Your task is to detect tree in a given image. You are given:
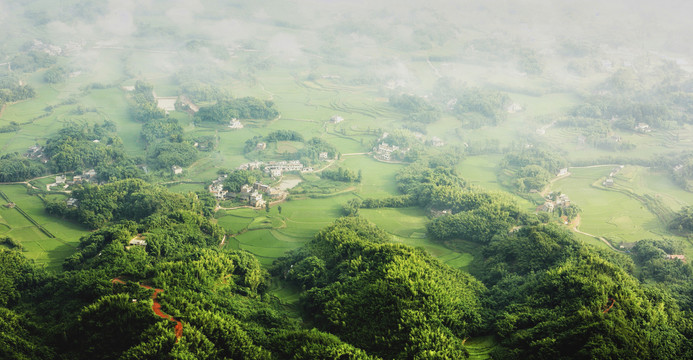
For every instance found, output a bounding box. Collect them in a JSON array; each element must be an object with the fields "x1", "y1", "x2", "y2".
[
  {"x1": 265, "y1": 201, "x2": 270, "y2": 213},
  {"x1": 277, "y1": 205, "x2": 282, "y2": 214}
]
